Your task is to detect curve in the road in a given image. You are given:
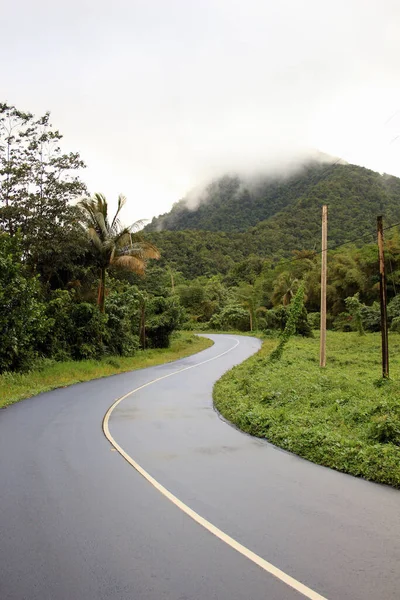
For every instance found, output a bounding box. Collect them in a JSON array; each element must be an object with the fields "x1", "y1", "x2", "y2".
[
  {"x1": 2, "y1": 333, "x2": 399, "y2": 600},
  {"x1": 103, "y1": 336, "x2": 327, "y2": 600}
]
